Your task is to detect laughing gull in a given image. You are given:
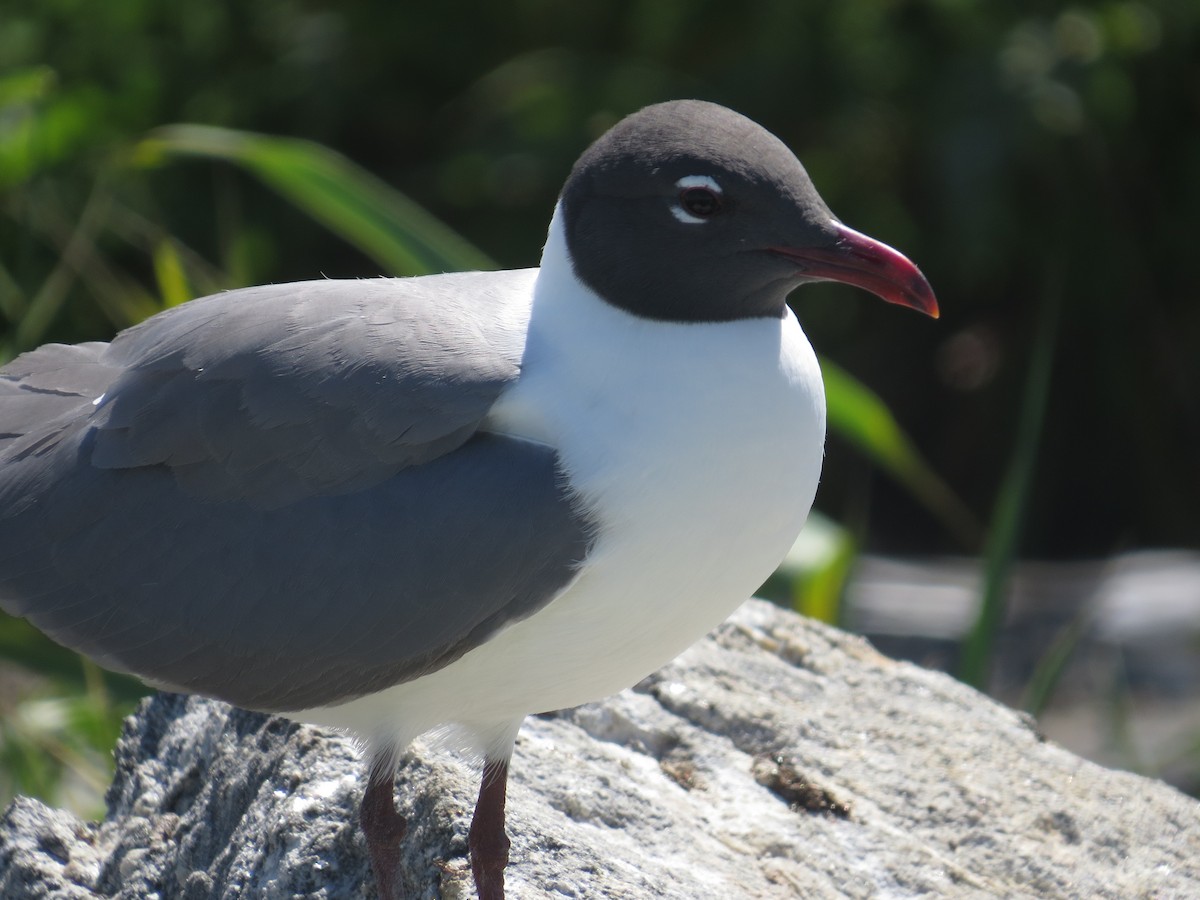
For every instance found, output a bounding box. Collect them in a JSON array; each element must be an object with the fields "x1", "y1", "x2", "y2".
[{"x1": 0, "y1": 99, "x2": 936, "y2": 898}]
